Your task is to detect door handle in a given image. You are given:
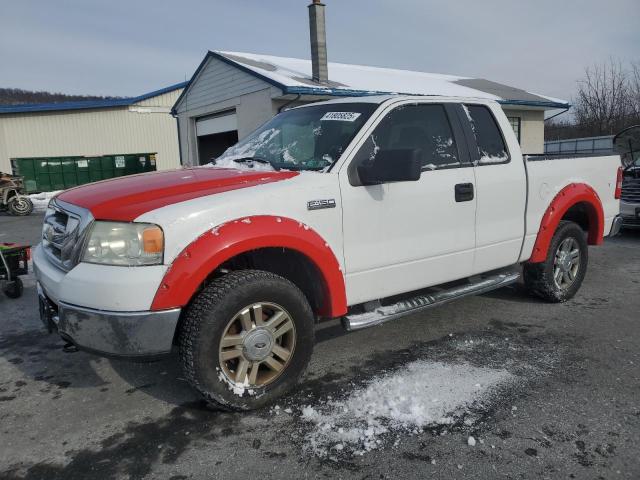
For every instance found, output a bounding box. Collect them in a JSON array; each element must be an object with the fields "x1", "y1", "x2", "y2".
[{"x1": 455, "y1": 183, "x2": 474, "y2": 202}]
